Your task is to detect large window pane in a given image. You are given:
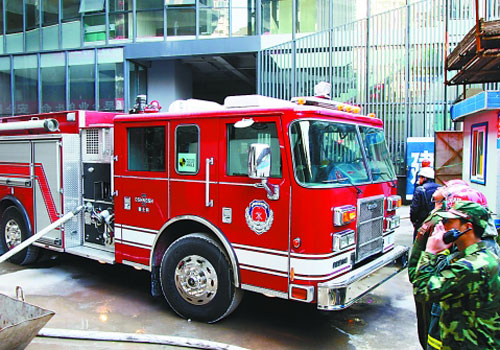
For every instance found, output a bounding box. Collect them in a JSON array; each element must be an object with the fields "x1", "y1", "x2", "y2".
[
  {"x1": 0, "y1": 58, "x2": 11, "y2": 116},
  {"x1": 43, "y1": 0, "x2": 59, "y2": 25},
  {"x1": 137, "y1": 10, "x2": 164, "y2": 40},
  {"x1": 43, "y1": 25, "x2": 60, "y2": 50},
  {"x1": 98, "y1": 48, "x2": 124, "y2": 111},
  {"x1": 41, "y1": 53, "x2": 66, "y2": 113},
  {"x1": 62, "y1": 21, "x2": 82, "y2": 48},
  {"x1": 26, "y1": 0, "x2": 41, "y2": 29},
  {"x1": 6, "y1": 0, "x2": 23, "y2": 53},
  {"x1": 63, "y1": 0, "x2": 80, "y2": 20},
  {"x1": 84, "y1": 14, "x2": 106, "y2": 43},
  {"x1": 110, "y1": 0, "x2": 133, "y2": 41},
  {"x1": 261, "y1": 0, "x2": 292, "y2": 35},
  {"x1": 14, "y1": 55, "x2": 38, "y2": 115},
  {"x1": 43, "y1": 0, "x2": 60, "y2": 49},
  {"x1": 26, "y1": 29, "x2": 41, "y2": 52},
  {"x1": 166, "y1": 7, "x2": 195, "y2": 36},
  {"x1": 6, "y1": 1, "x2": 23, "y2": 34},
  {"x1": 137, "y1": 0, "x2": 164, "y2": 10},
  {"x1": 297, "y1": 0, "x2": 329, "y2": 33},
  {"x1": 110, "y1": 0, "x2": 131, "y2": 12},
  {"x1": 200, "y1": 1, "x2": 229, "y2": 37},
  {"x1": 232, "y1": 0, "x2": 255, "y2": 36},
  {"x1": 109, "y1": 13, "x2": 133, "y2": 41},
  {"x1": 69, "y1": 50, "x2": 95, "y2": 110},
  {"x1": 6, "y1": 34, "x2": 23, "y2": 54},
  {"x1": 26, "y1": 0, "x2": 41, "y2": 52}
]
